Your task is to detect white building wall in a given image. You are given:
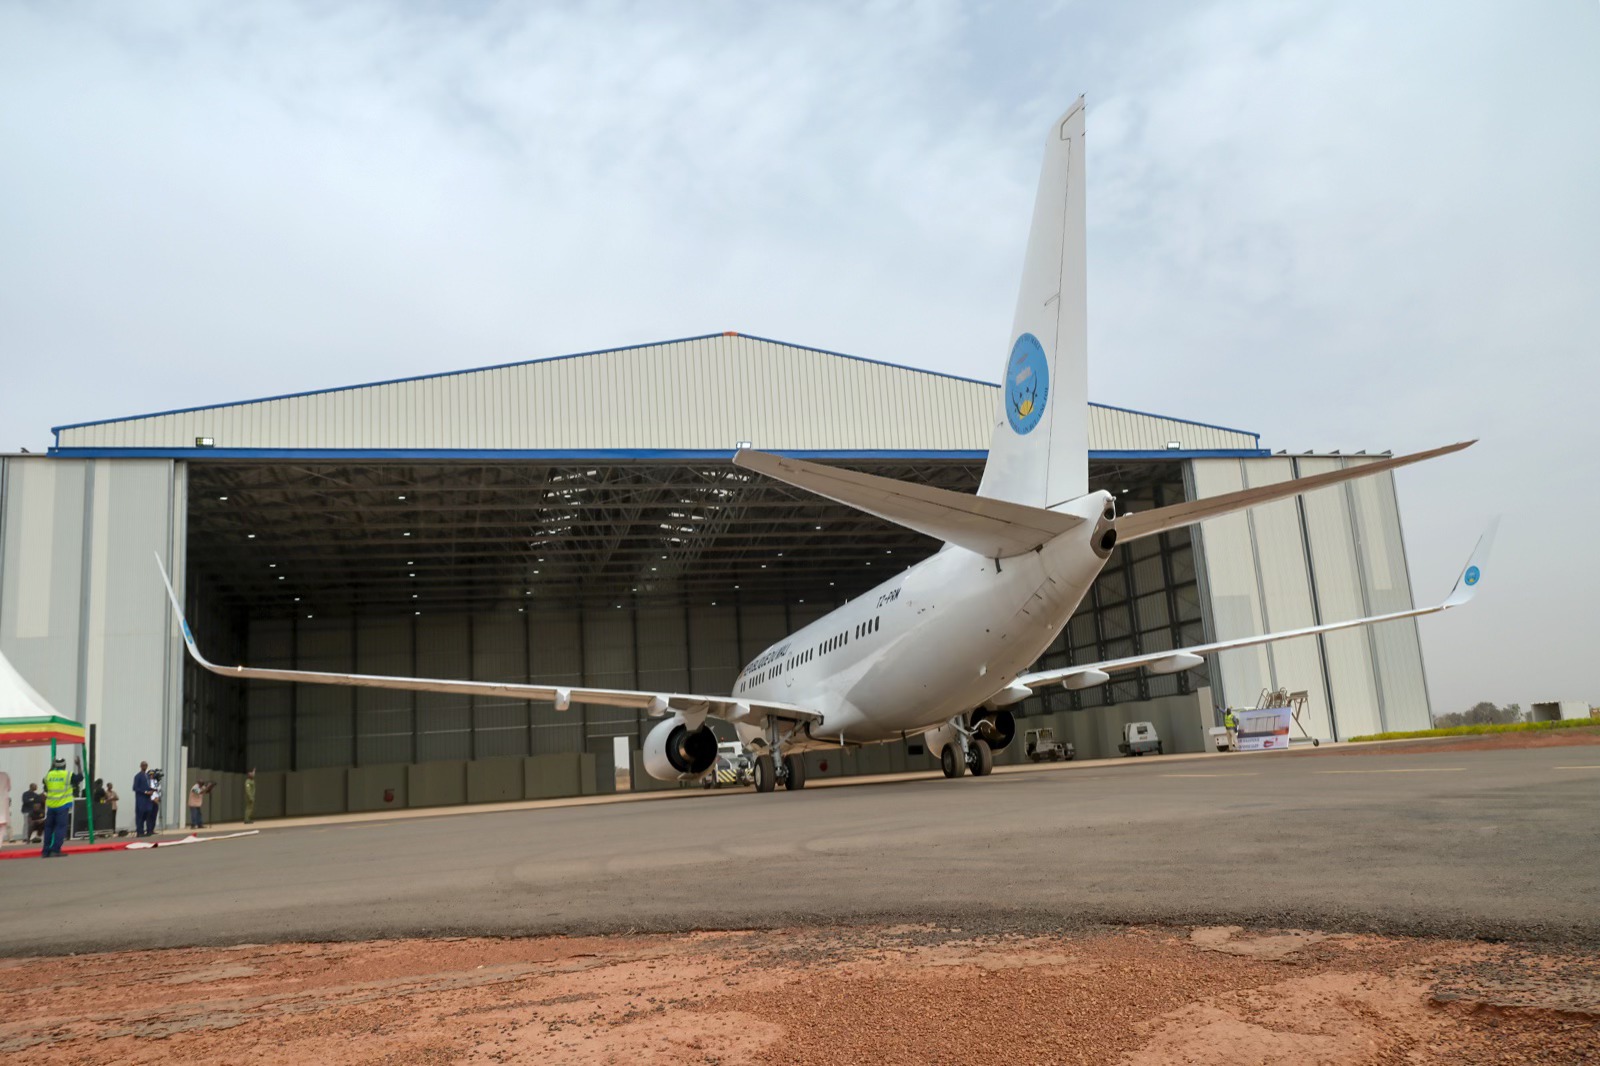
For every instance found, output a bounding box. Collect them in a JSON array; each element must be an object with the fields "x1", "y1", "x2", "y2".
[
  {"x1": 0, "y1": 456, "x2": 186, "y2": 830},
  {"x1": 1189, "y1": 455, "x2": 1430, "y2": 739}
]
